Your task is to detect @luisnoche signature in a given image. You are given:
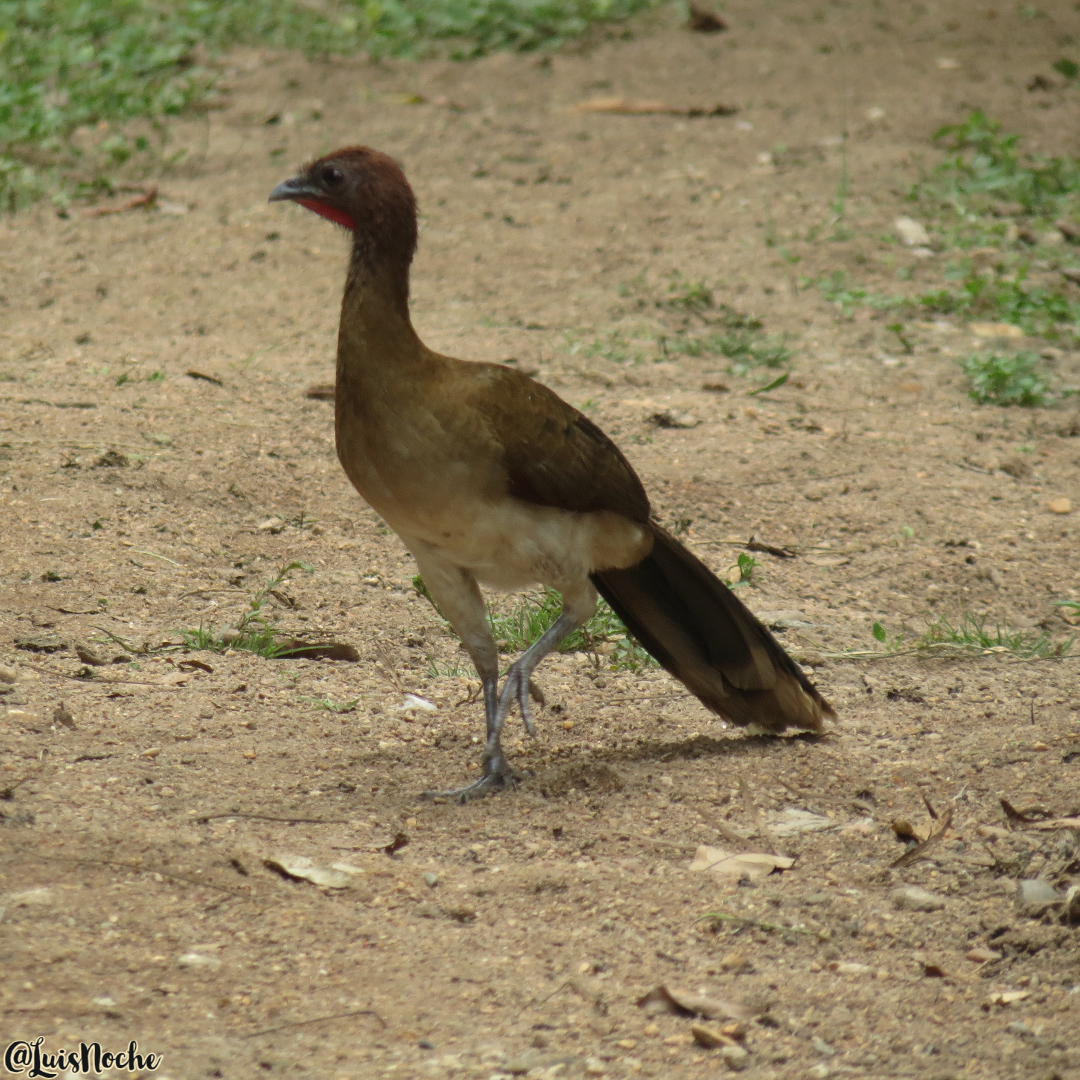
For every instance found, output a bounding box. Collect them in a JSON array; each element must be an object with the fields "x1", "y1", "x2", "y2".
[{"x1": 4, "y1": 1037, "x2": 162, "y2": 1077}]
